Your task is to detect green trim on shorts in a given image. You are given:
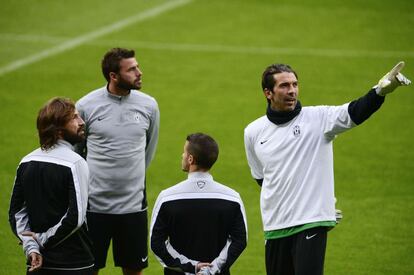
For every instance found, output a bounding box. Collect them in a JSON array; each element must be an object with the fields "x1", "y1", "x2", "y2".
[{"x1": 264, "y1": 221, "x2": 336, "y2": 240}]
